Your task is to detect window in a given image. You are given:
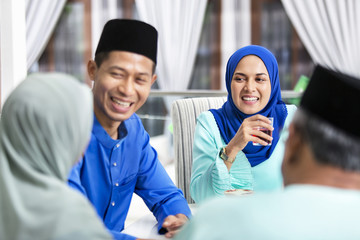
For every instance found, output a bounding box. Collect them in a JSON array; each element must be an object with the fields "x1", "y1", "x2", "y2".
[
  {"x1": 251, "y1": 0, "x2": 314, "y2": 90},
  {"x1": 35, "y1": 0, "x2": 313, "y2": 136},
  {"x1": 189, "y1": 0, "x2": 221, "y2": 90}
]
